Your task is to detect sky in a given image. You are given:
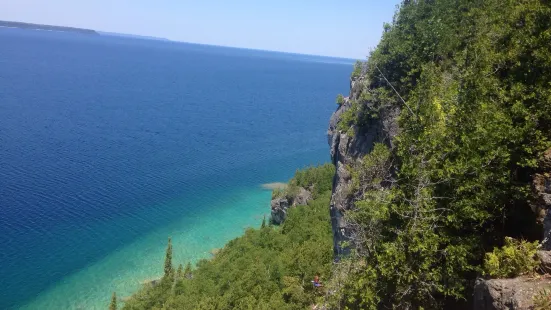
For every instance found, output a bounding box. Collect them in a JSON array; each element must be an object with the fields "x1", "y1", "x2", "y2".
[{"x1": 0, "y1": 0, "x2": 401, "y2": 59}]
